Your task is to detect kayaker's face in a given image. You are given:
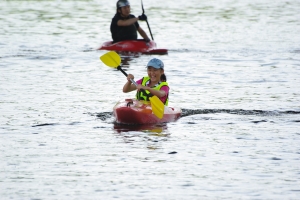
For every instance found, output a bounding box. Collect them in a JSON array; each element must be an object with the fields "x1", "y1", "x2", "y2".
[
  {"x1": 147, "y1": 67, "x2": 164, "y2": 83},
  {"x1": 119, "y1": 5, "x2": 130, "y2": 17}
]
